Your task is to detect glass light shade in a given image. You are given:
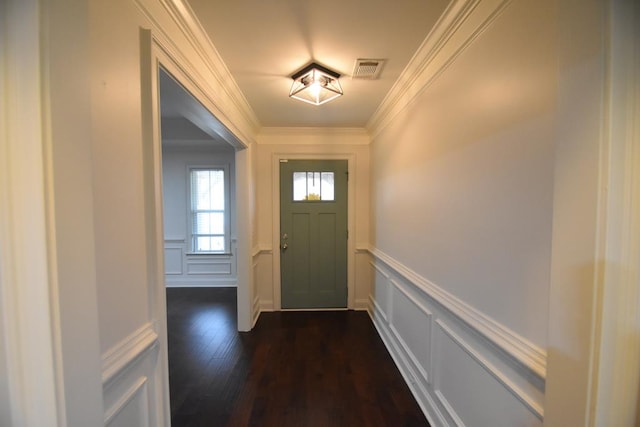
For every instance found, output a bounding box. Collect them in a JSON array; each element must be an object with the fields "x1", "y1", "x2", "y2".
[{"x1": 289, "y1": 63, "x2": 343, "y2": 106}]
